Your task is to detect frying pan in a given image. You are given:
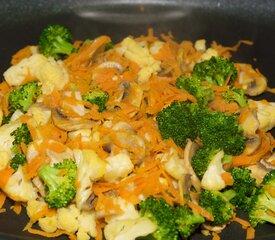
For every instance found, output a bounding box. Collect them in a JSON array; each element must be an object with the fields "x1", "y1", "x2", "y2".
[{"x1": 0, "y1": 0, "x2": 275, "y2": 239}]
